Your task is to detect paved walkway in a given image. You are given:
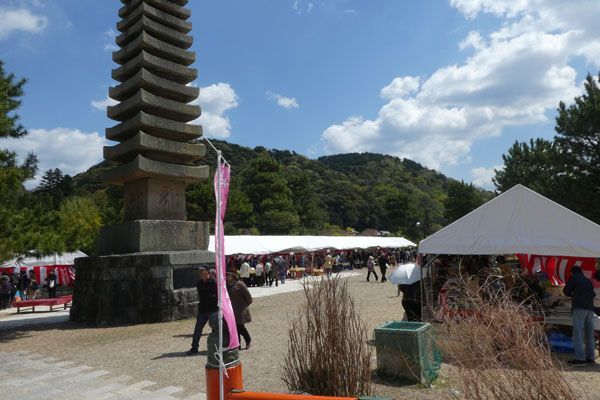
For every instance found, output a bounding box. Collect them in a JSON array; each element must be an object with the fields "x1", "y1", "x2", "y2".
[
  {"x1": 0, "y1": 308, "x2": 70, "y2": 331},
  {"x1": 247, "y1": 270, "x2": 360, "y2": 298},
  {"x1": 0, "y1": 271, "x2": 361, "y2": 330},
  {"x1": 0, "y1": 351, "x2": 206, "y2": 400}
]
